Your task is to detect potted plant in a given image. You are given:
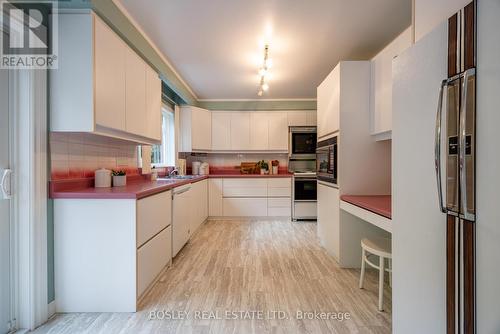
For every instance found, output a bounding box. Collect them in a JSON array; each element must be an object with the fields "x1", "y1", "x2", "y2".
[
  {"x1": 271, "y1": 160, "x2": 279, "y2": 175},
  {"x1": 112, "y1": 170, "x2": 127, "y2": 187},
  {"x1": 257, "y1": 160, "x2": 269, "y2": 175}
]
